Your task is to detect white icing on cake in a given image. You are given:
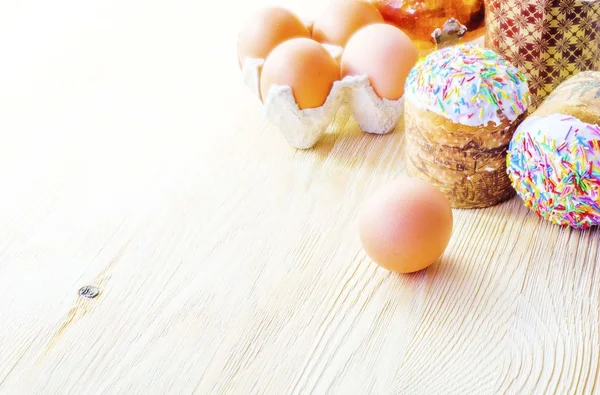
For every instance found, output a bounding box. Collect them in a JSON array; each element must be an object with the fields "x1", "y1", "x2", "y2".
[{"x1": 405, "y1": 44, "x2": 530, "y2": 127}]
